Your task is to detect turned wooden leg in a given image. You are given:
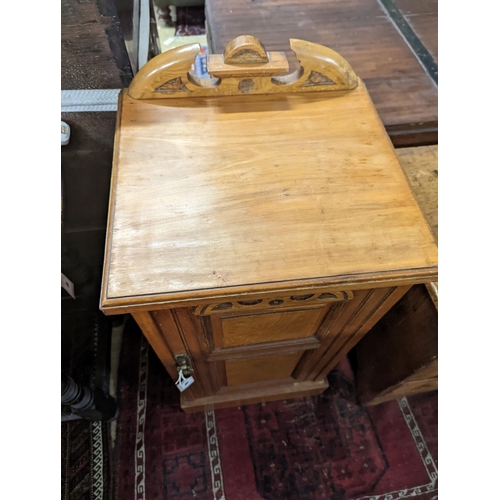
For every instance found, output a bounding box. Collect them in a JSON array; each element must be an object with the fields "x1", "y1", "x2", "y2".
[{"x1": 61, "y1": 373, "x2": 118, "y2": 422}]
